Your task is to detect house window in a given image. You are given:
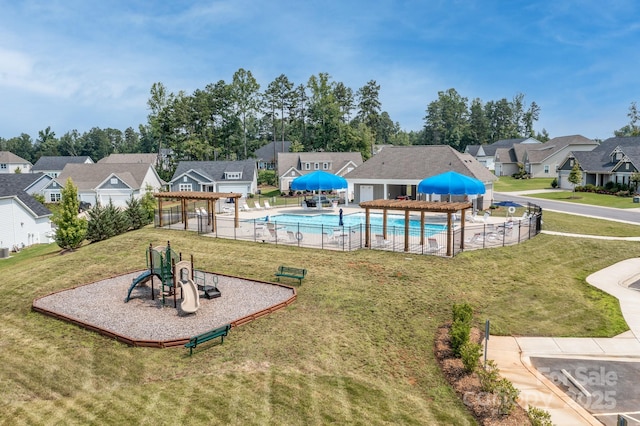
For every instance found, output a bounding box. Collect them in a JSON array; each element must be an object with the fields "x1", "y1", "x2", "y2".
[
  {"x1": 50, "y1": 193, "x2": 61, "y2": 202},
  {"x1": 314, "y1": 162, "x2": 320, "y2": 170},
  {"x1": 570, "y1": 159, "x2": 574, "y2": 167},
  {"x1": 305, "y1": 163, "x2": 310, "y2": 170},
  {"x1": 225, "y1": 172, "x2": 242, "y2": 179},
  {"x1": 0, "y1": 164, "x2": 6, "y2": 169},
  {"x1": 323, "y1": 162, "x2": 329, "y2": 170},
  {"x1": 110, "y1": 178, "x2": 118, "y2": 185},
  {"x1": 626, "y1": 163, "x2": 630, "y2": 170},
  {"x1": 183, "y1": 176, "x2": 188, "y2": 182},
  {"x1": 543, "y1": 165, "x2": 549, "y2": 174},
  {"x1": 178, "y1": 183, "x2": 192, "y2": 191}
]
